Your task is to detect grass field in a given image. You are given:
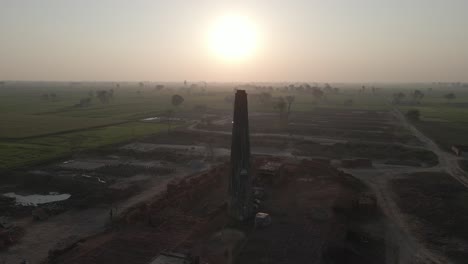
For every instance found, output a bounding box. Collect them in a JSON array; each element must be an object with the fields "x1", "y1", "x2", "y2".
[
  {"x1": 1, "y1": 82, "x2": 467, "y2": 169},
  {"x1": 0, "y1": 113, "x2": 123, "y2": 139},
  {"x1": 0, "y1": 122, "x2": 167, "y2": 169},
  {"x1": 398, "y1": 88, "x2": 468, "y2": 149}
]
